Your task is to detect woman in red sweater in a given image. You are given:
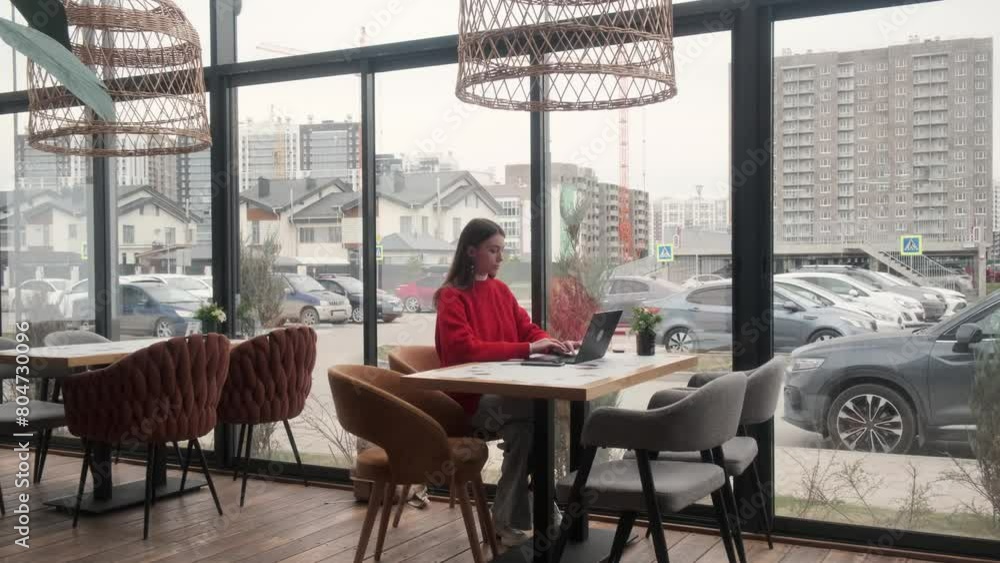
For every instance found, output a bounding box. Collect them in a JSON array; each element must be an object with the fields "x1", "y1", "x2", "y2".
[{"x1": 435, "y1": 218, "x2": 577, "y2": 546}]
